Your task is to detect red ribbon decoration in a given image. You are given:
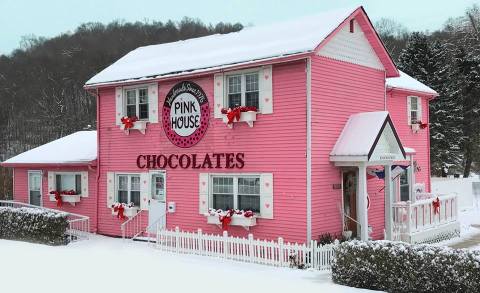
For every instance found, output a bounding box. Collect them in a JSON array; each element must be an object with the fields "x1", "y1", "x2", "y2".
[
  {"x1": 221, "y1": 106, "x2": 257, "y2": 124},
  {"x1": 113, "y1": 204, "x2": 125, "y2": 220},
  {"x1": 432, "y1": 197, "x2": 440, "y2": 215},
  {"x1": 121, "y1": 116, "x2": 138, "y2": 129},
  {"x1": 49, "y1": 191, "x2": 62, "y2": 207},
  {"x1": 219, "y1": 209, "x2": 235, "y2": 230},
  {"x1": 419, "y1": 122, "x2": 429, "y2": 129}
]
